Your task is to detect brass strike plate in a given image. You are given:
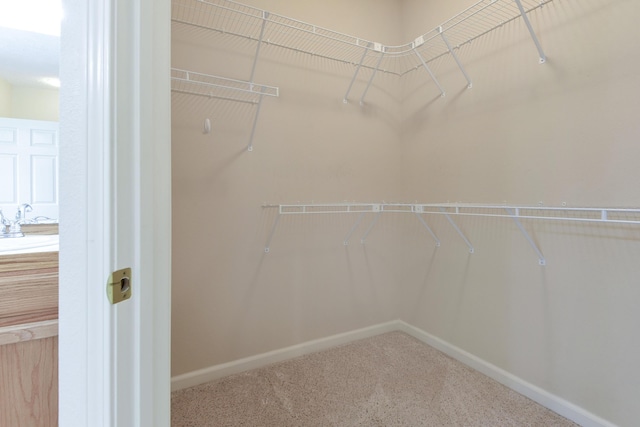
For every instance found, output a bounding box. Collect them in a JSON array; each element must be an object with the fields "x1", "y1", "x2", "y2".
[{"x1": 107, "y1": 268, "x2": 132, "y2": 304}]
